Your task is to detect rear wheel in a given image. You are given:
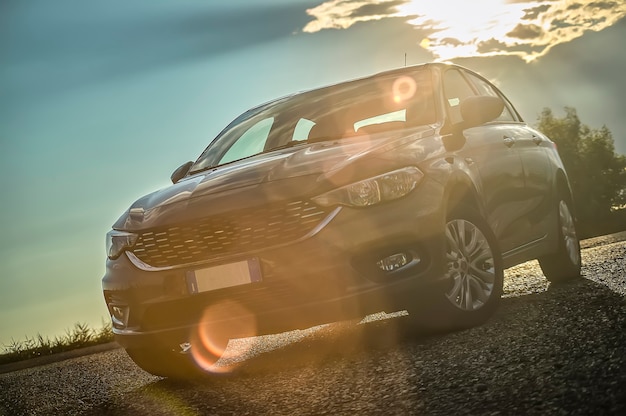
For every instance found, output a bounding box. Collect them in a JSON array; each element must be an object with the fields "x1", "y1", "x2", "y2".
[
  {"x1": 538, "y1": 197, "x2": 581, "y2": 283},
  {"x1": 409, "y1": 209, "x2": 504, "y2": 331}
]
